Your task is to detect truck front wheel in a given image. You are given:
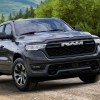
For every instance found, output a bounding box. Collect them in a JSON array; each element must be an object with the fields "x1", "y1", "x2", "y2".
[{"x1": 12, "y1": 58, "x2": 38, "y2": 91}]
